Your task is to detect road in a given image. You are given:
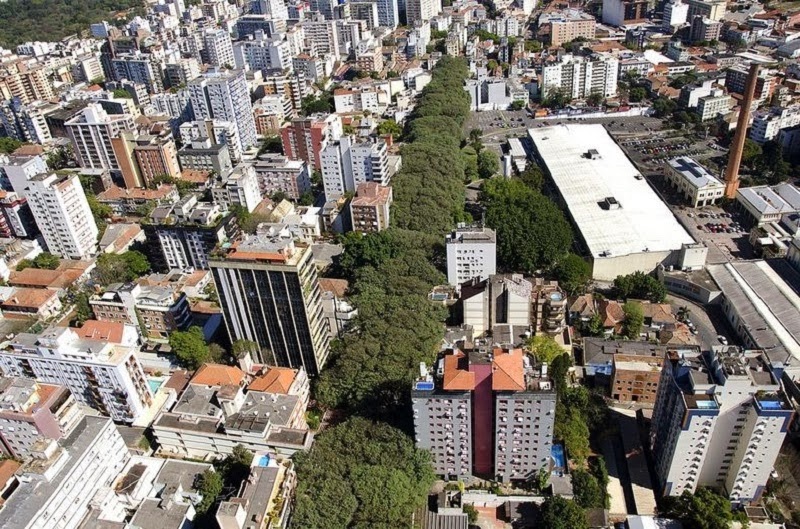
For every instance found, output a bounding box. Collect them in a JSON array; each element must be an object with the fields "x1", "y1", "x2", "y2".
[{"x1": 665, "y1": 294, "x2": 738, "y2": 349}]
